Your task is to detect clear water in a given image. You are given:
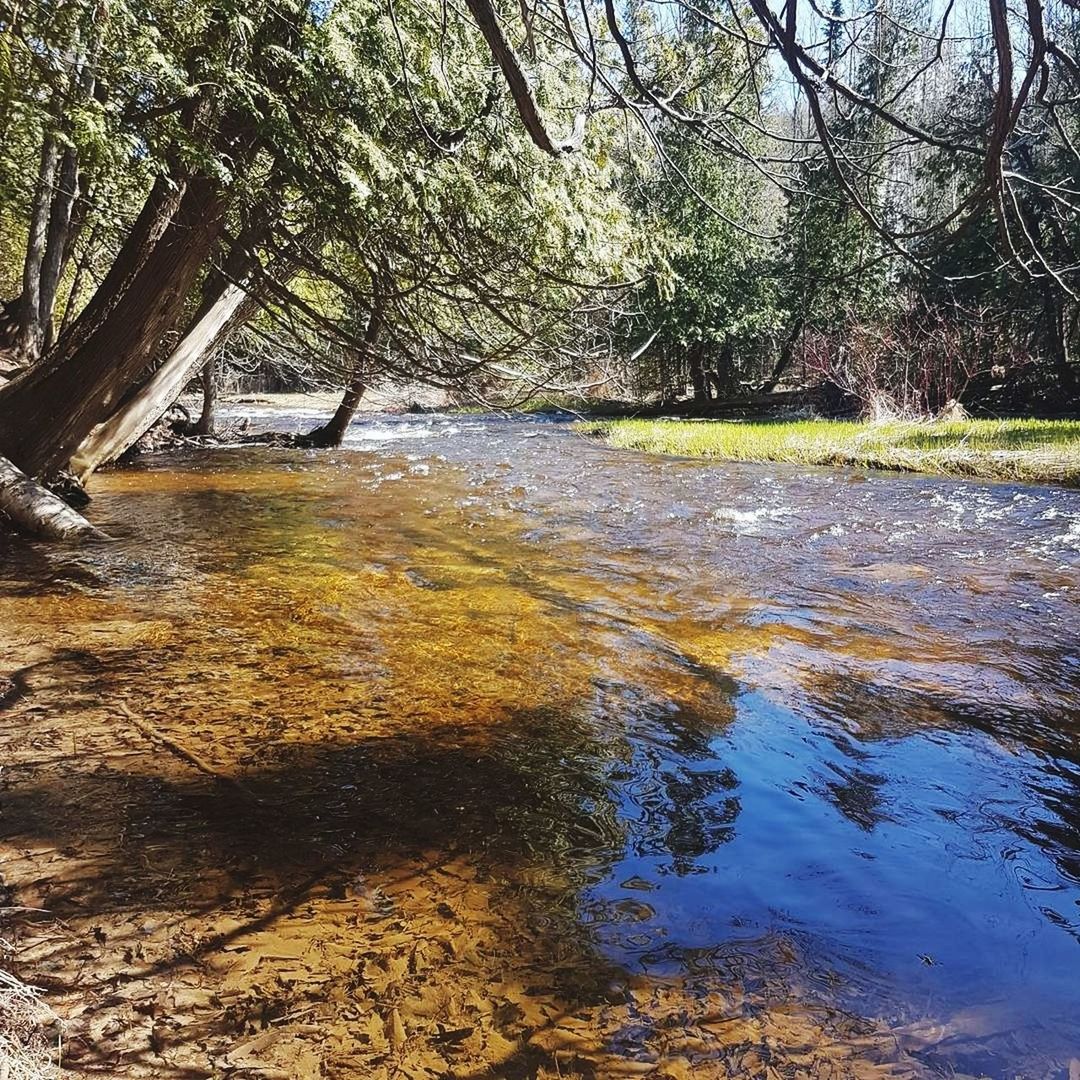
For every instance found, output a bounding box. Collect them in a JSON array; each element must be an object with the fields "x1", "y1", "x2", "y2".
[{"x1": 2, "y1": 407, "x2": 1078, "y2": 1077}]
